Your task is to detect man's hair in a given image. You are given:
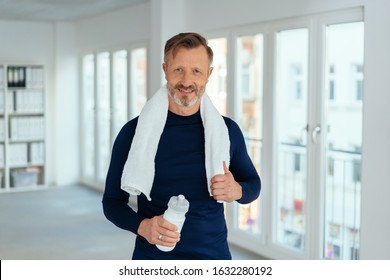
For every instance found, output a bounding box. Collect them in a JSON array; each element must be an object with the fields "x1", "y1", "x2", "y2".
[{"x1": 164, "y1": 32, "x2": 214, "y2": 65}]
